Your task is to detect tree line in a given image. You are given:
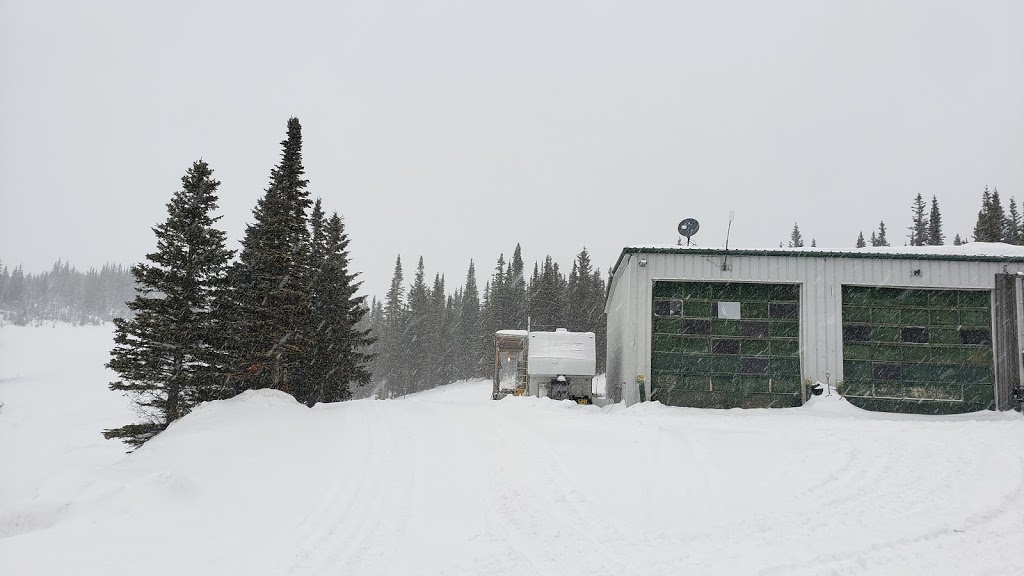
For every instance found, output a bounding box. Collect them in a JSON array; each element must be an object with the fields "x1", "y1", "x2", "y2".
[
  {"x1": 0, "y1": 260, "x2": 133, "y2": 325},
  {"x1": 786, "y1": 187, "x2": 1021, "y2": 249},
  {"x1": 104, "y1": 118, "x2": 371, "y2": 449},
  {"x1": 365, "y1": 245, "x2": 608, "y2": 399}
]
